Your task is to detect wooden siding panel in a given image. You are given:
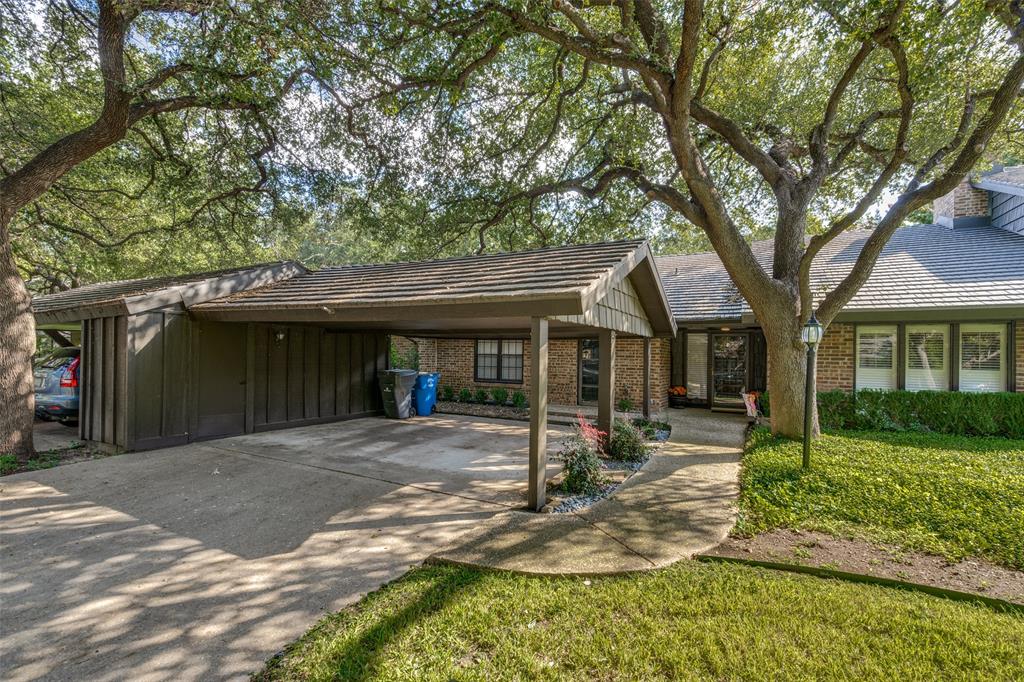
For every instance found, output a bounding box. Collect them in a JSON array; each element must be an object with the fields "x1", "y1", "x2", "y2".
[
  {"x1": 335, "y1": 334, "x2": 351, "y2": 415},
  {"x1": 350, "y1": 334, "x2": 365, "y2": 413},
  {"x1": 304, "y1": 328, "x2": 320, "y2": 419},
  {"x1": 161, "y1": 314, "x2": 191, "y2": 438},
  {"x1": 253, "y1": 325, "x2": 269, "y2": 426},
  {"x1": 286, "y1": 328, "x2": 305, "y2": 421},
  {"x1": 362, "y1": 334, "x2": 376, "y2": 412},
  {"x1": 319, "y1": 333, "x2": 336, "y2": 417},
  {"x1": 102, "y1": 316, "x2": 115, "y2": 443},
  {"x1": 266, "y1": 327, "x2": 288, "y2": 424},
  {"x1": 115, "y1": 316, "x2": 128, "y2": 448}
]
